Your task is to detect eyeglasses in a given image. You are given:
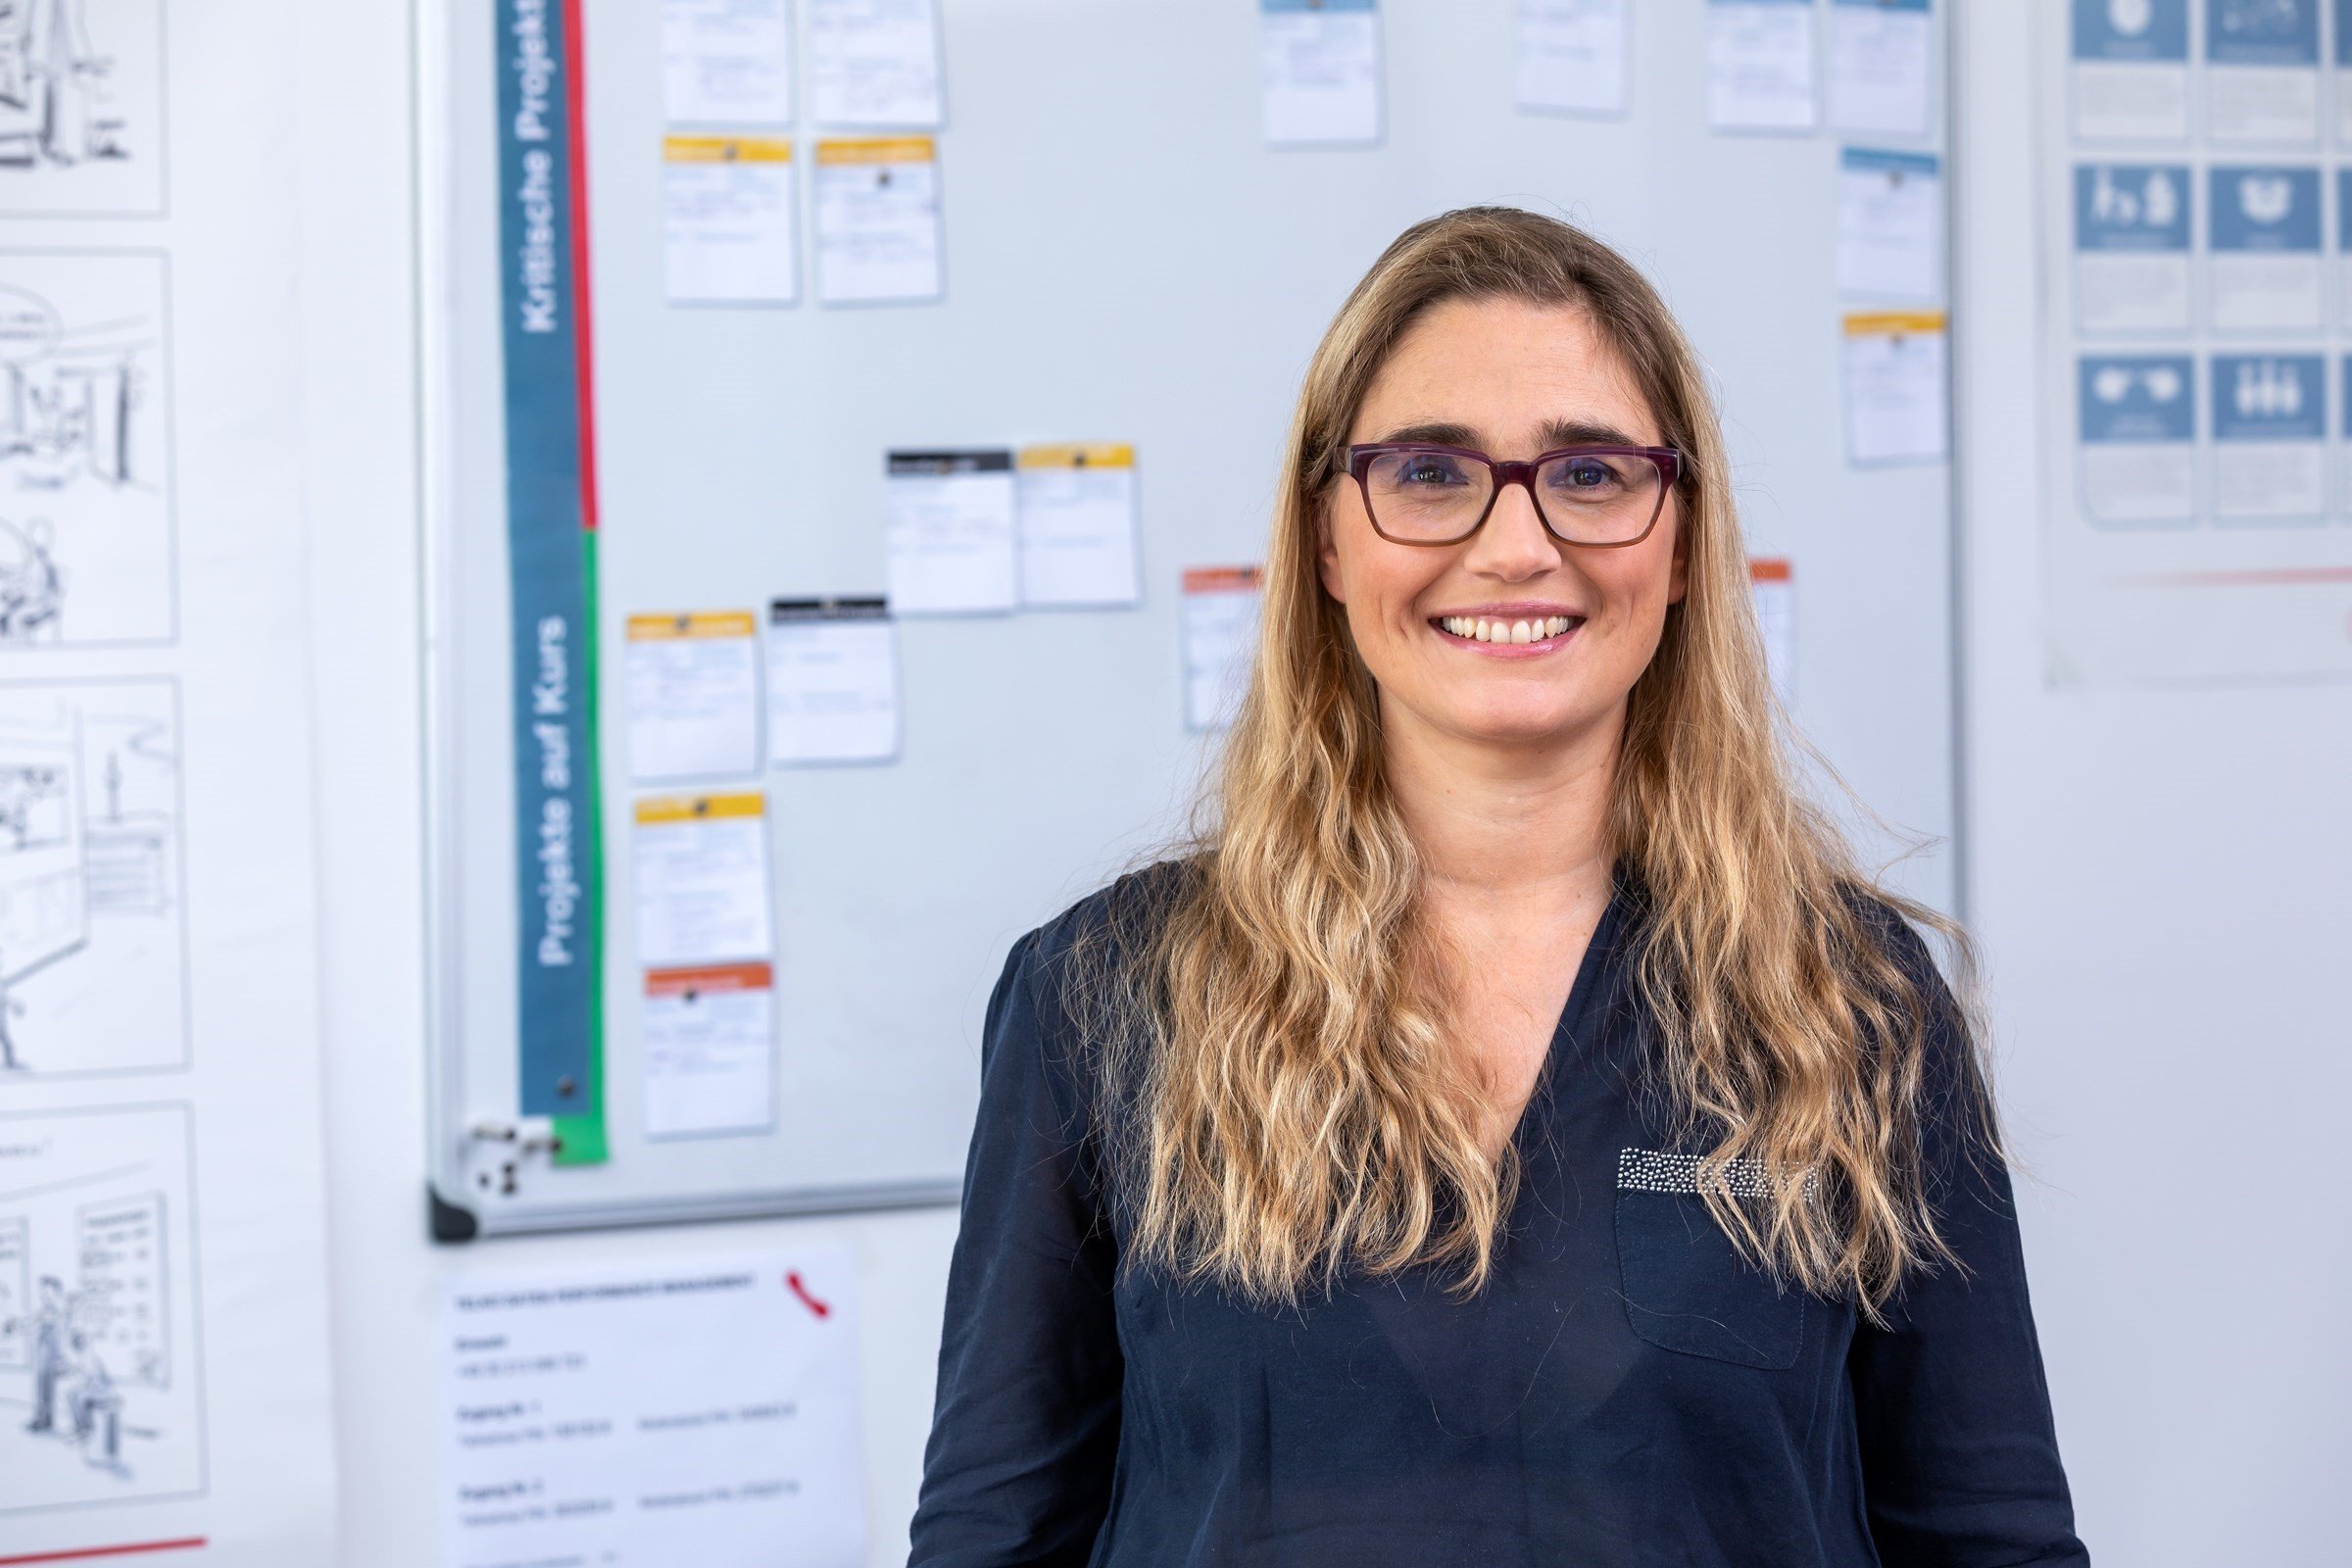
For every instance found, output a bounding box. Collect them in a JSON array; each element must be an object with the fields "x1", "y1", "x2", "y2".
[{"x1": 1339, "y1": 441, "x2": 1684, "y2": 548}]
